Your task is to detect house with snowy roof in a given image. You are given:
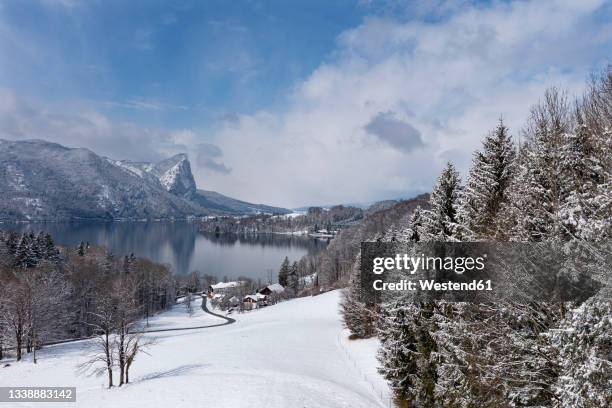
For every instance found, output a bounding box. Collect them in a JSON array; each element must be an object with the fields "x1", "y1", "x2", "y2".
[
  {"x1": 242, "y1": 293, "x2": 268, "y2": 310},
  {"x1": 258, "y1": 283, "x2": 285, "y2": 296},
  {"x1": 208, "y1": 281, "x2": 246, "y2": 296},
  {"x1": 243, "y1": 294, "x2": 259, "y2": 310}
]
